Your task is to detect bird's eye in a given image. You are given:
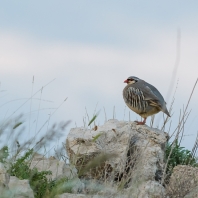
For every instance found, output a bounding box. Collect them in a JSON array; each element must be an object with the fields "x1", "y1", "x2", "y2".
[{"x1": 128, "y1": 79, "x2": 133, "y2": 81}]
